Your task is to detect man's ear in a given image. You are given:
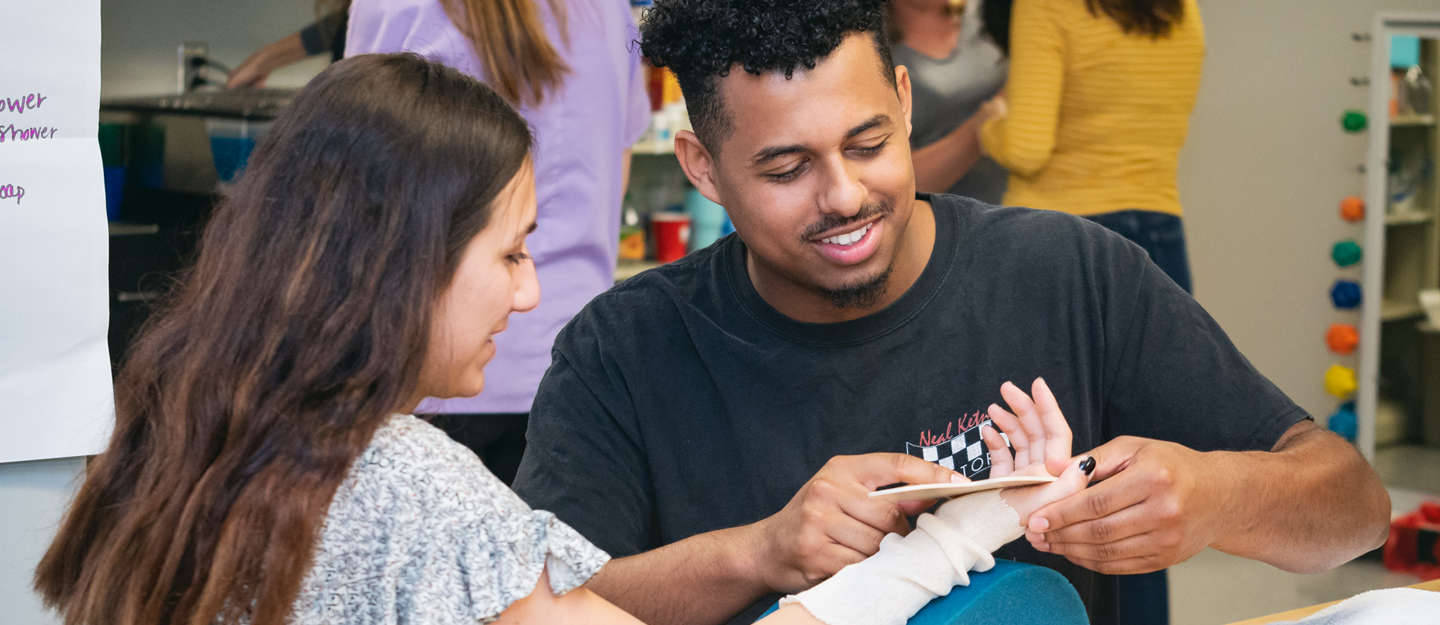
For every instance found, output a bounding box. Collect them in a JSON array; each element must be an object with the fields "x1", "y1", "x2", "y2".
[
  {"x1": 895, "y1": 64, "x2": 914, "y2": 139},
  {"x1": 674, "y1": 130, "x2": 724, "y2": 205}
]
